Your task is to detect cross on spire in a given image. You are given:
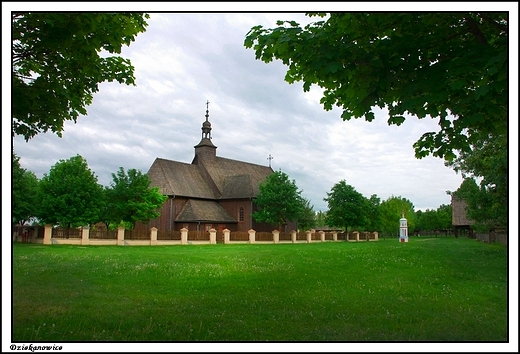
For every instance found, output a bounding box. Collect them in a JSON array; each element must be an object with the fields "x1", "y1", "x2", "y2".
[
  {"x1": 201, "y1": 100, "x2": 212, "y2": 139},
  {"x1": 267, "y1": 154, "x2": 273, "y2": 167}
]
